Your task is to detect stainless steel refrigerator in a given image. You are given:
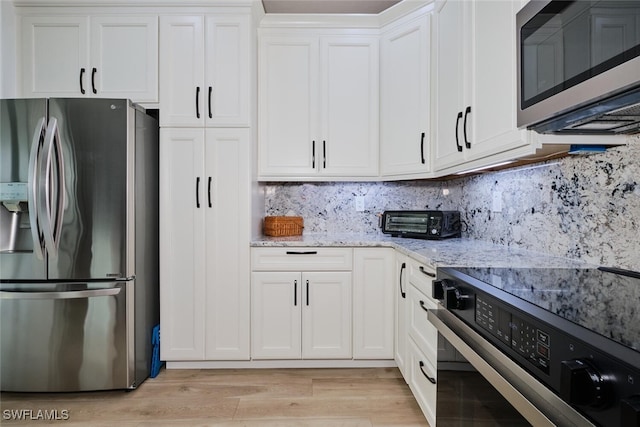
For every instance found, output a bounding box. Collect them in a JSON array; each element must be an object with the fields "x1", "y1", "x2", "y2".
[{"x1": 0, "y1": 98, "x2": 159, "y2": 392}]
